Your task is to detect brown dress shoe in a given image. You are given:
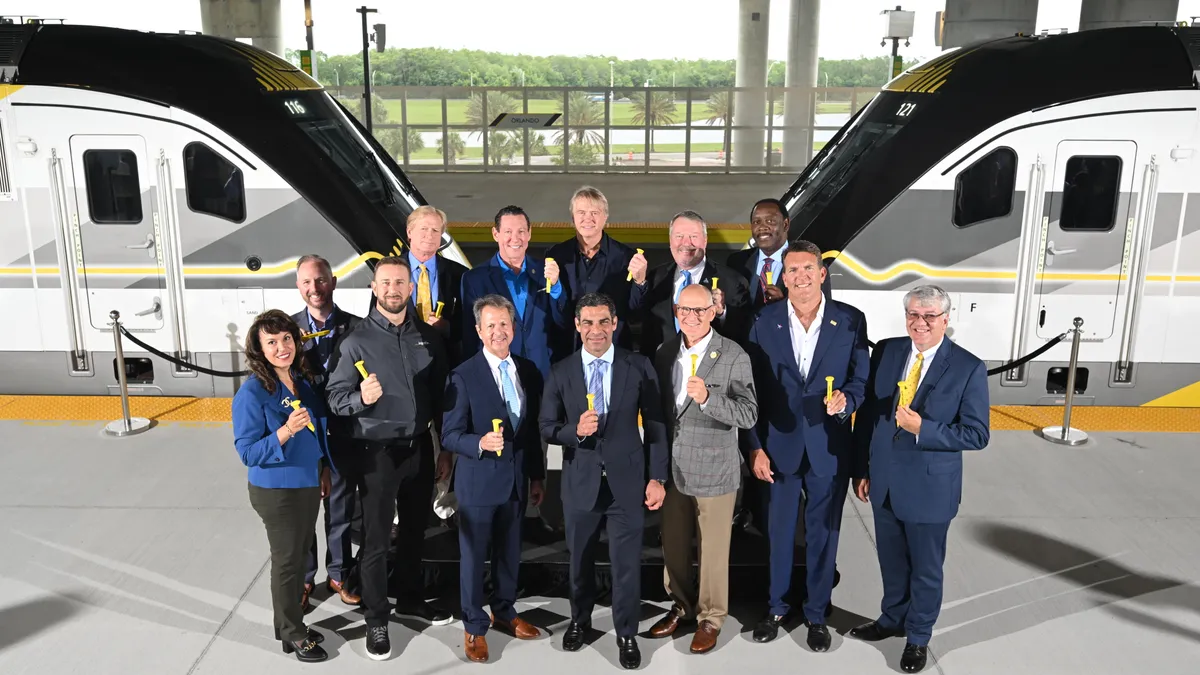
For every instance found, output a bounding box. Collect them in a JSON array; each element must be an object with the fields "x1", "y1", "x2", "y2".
[
  {"x1": 464, "y1": 632, "x2": 489, "y2": 663},
  {"x1": 648, "y1": 607, "x2": 686, "y2": 638},
  {"x1": 492, "y1": 615, "x2": 541, "y2": 640},
  {"x1": 301, "y1": 583, "x2": 313, "y2": 612},
  {"x1": 327, "y1": 579, "x2": 362, "y2": 606},
  {"x1": 690, "y1": 620, "x2": 720, "y2": 654}
]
